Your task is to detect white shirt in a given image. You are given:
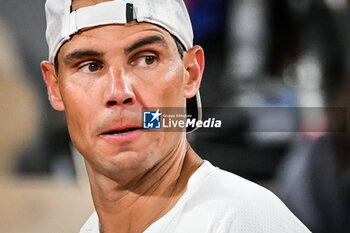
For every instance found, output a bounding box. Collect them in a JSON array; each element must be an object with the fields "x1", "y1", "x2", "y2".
[{"x1": 80, "y1": 161, "x2": 310, "y2": 233}]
